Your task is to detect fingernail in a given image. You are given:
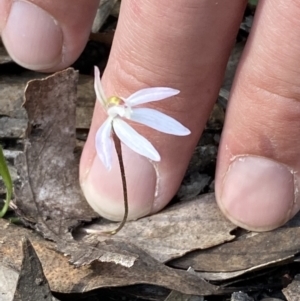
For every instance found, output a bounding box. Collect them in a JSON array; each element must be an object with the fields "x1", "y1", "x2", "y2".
[
  {"x1": 219, "y1": 156, "x2": 297, "y2": 231},
  {"x1": 81, "y1": 144, "x2": 157, "y2": 221},
  {"x1": 2, "y1": 1, "x2": 63, "y2": 70}
]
